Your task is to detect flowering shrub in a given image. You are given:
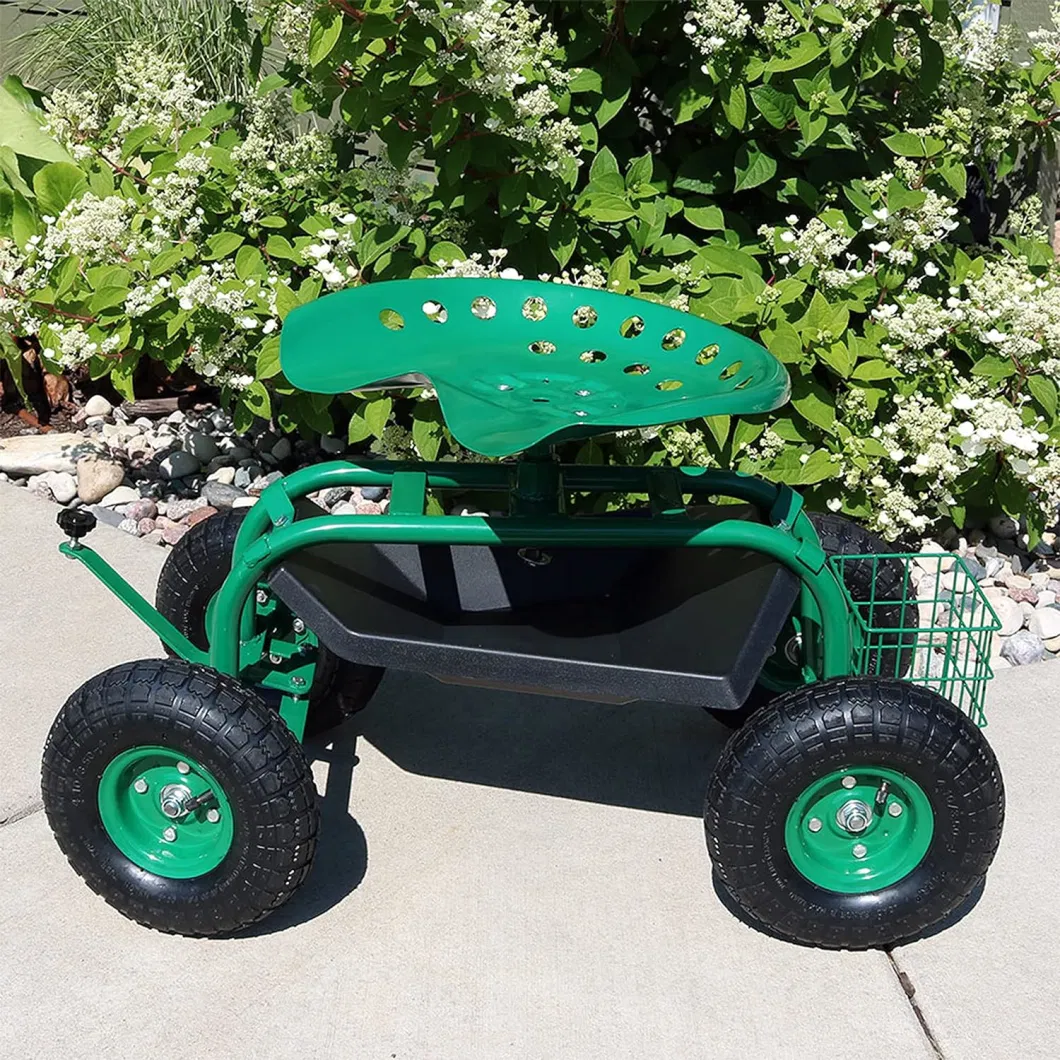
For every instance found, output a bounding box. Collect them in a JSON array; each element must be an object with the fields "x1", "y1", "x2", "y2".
[{"x1": 3, "y1": 0, "x2": 1060, "y2": 539}]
